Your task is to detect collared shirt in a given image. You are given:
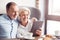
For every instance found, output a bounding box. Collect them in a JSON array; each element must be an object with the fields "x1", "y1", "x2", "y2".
[
  {"x1": 17, "y1": 20, "x2": 33, "y2": 38},
  {"x1": 0, "y1": 14, "x2": 18, "y2": 38}
]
